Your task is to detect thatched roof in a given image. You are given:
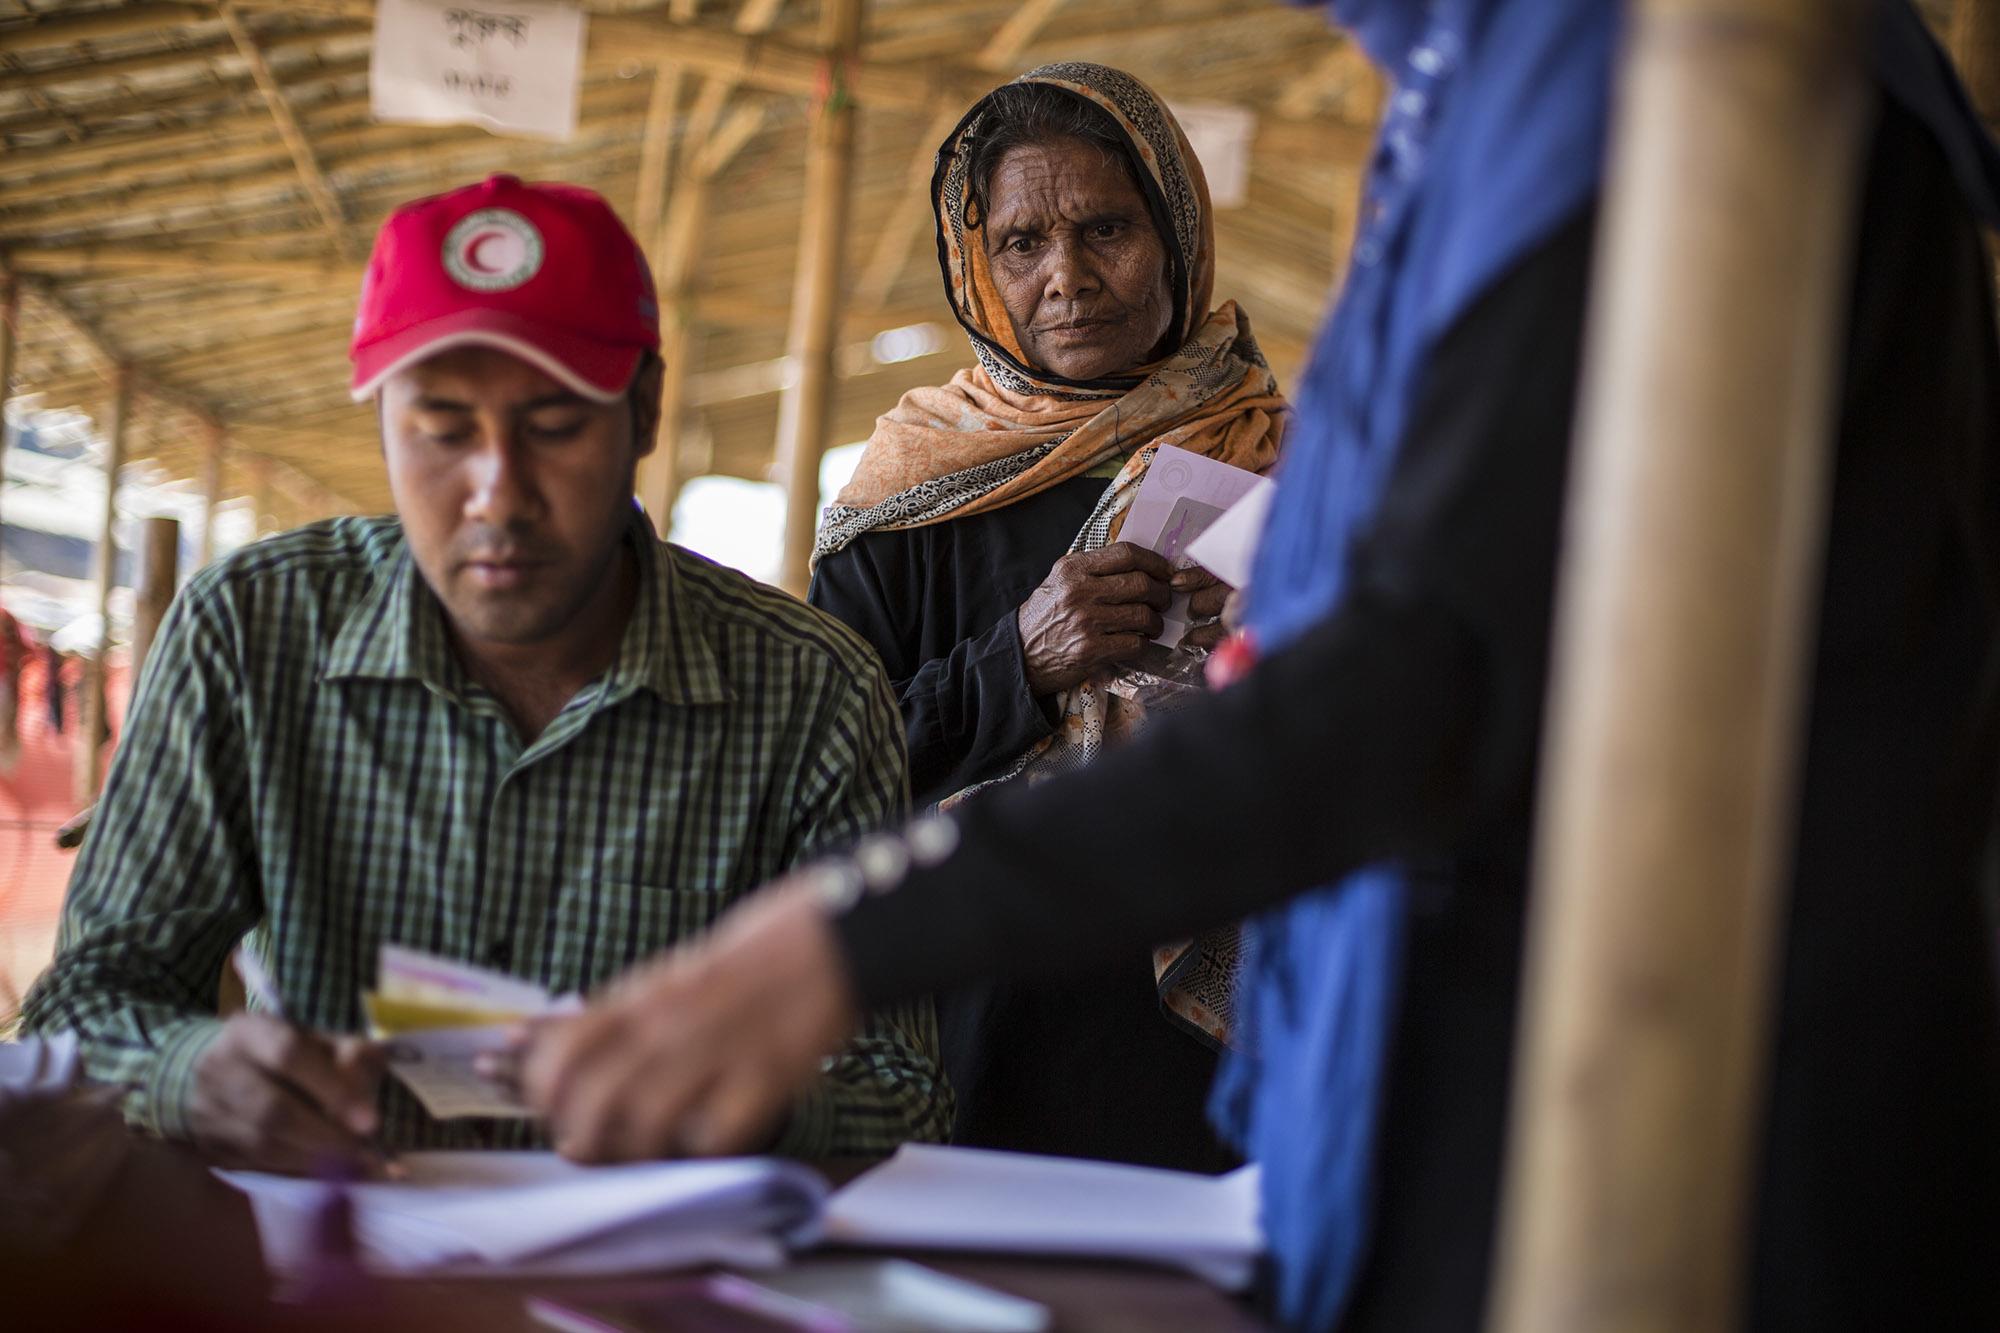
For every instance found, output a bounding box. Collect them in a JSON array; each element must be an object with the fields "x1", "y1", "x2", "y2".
[{"x1": 0, "y1": 1, "x2": 1380, "y2": 523}]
